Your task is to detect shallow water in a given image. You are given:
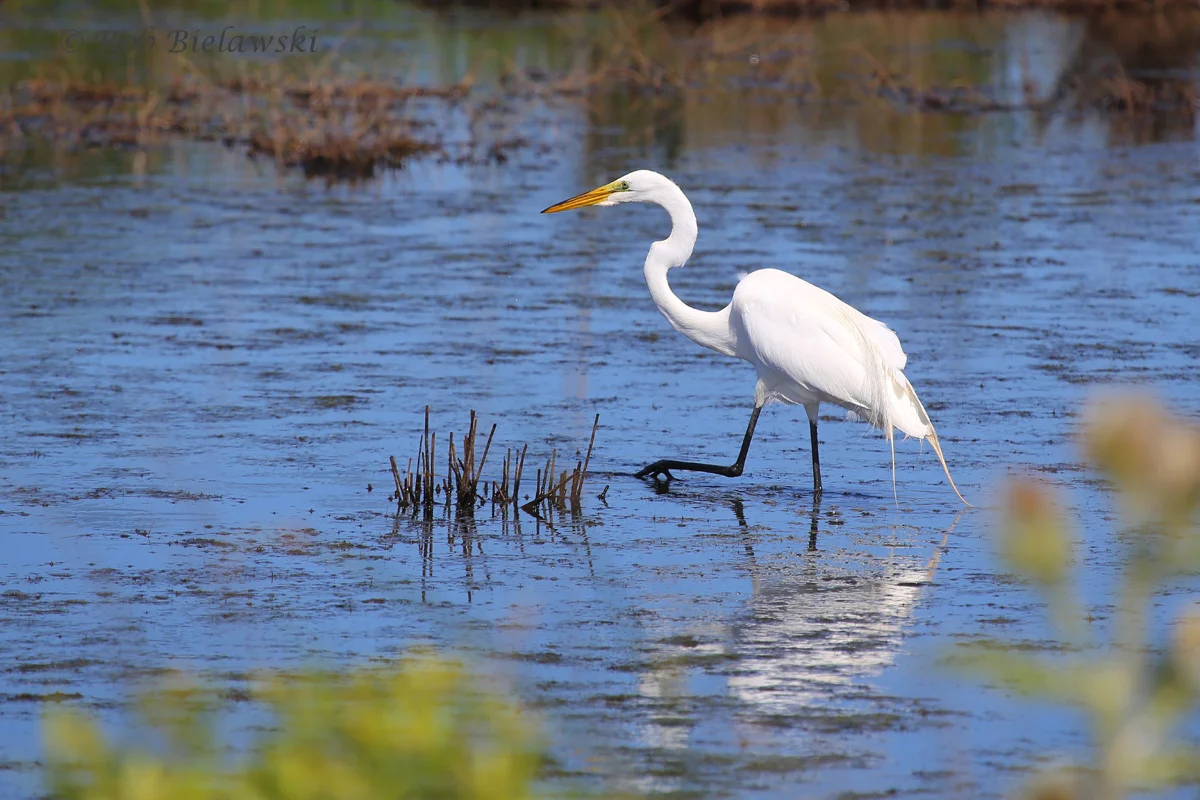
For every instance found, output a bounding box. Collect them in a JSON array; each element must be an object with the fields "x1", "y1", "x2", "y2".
[{"x1": 2, "y1": 3, "x2": 1200, "y2": 798}]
